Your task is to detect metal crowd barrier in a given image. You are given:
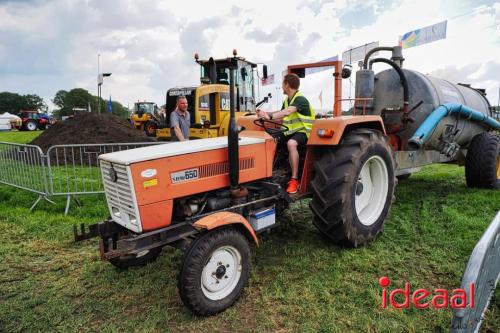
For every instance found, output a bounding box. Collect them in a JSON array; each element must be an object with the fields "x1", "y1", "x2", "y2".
[
  {"x1": 451, "y1": 211, "x2": 500, "y2": 333},
  {"x1": 0, "y1": 141, "x2": 164, "y2": 215},
  {"x1": 0, "y1": 142, "x2": 54, "y2": 209},
  {"x1": 46, "y1": 143, "x2": 163, "y2": 214}
]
